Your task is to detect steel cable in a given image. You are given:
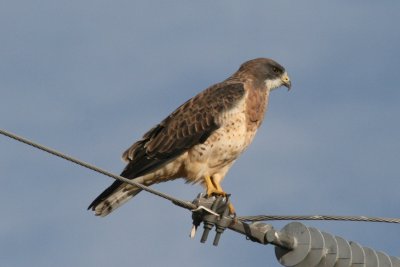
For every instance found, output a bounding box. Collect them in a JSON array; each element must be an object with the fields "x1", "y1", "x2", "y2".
[
  {"x1": 237, "y1": 214, "x2": 400, "y2": 224},
  {"x1": 2, "y1": 128, "x2": 400, "y2": 225},
  {"x1": 0, "y1": 129, "x2": 196, "y2": 211}
]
